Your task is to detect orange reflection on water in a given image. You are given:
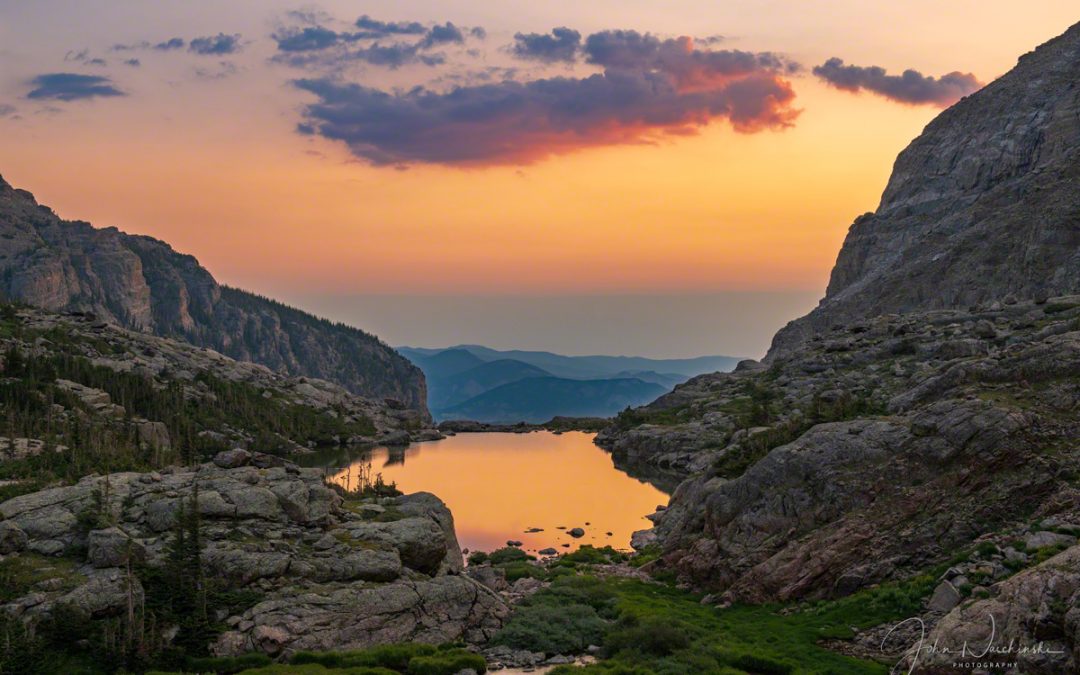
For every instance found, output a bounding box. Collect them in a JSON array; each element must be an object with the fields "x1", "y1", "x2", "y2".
[{"x1": 325, "y1": 432, "x2": 668, "y2": 555}]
